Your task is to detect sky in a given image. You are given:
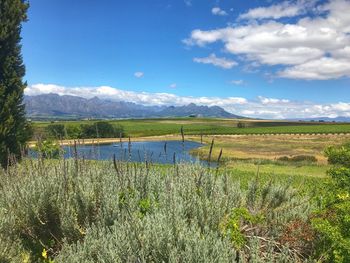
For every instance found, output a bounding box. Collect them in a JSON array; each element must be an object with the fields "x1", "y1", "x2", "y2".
[{"x1": 22, "y1": 0, "x2": 350, "y2": 119}]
